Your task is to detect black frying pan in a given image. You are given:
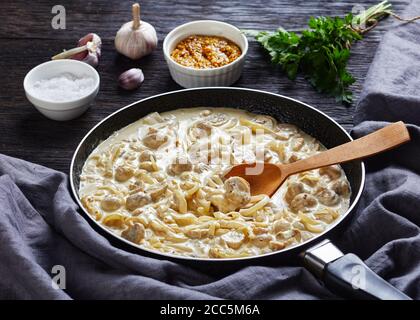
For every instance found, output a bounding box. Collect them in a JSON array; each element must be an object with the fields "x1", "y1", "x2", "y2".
[{"x1": 70, "y1": 87, "x2": 410, "y2": 300}]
